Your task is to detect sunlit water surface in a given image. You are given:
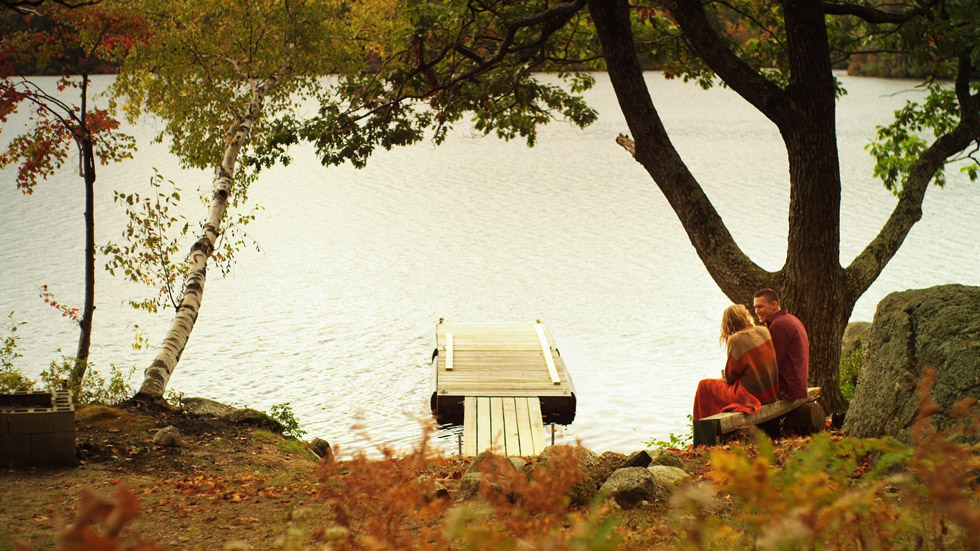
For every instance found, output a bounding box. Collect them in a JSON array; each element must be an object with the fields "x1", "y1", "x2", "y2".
[{"x1": 2, "y1": 73, "x2": 977, "y2": 456}]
